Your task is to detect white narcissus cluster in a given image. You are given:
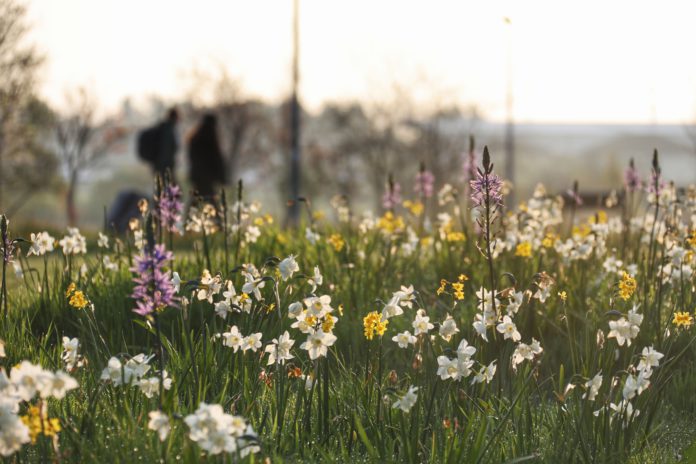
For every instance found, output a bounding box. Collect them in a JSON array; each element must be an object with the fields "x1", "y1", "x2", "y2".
[
  {"x1": 197, "y1": 270, "x2": 223, "y2": 303},
  {"x1": 27, "y1": 231, "x2": 55, "y2": 257},
  {"x1": 439, "y1": 315, "x2": 459, "y2": 342},
  {"x1": 472, "y1": 287, "x2": 500, "y2": 341},
  {"x1": 138, "y1": 371, "x2": 173, "y2": 399},
  {"x1": 496, "y1": 316, "x2": 521, "y2": 342},
  {"x1": 307, "y1": 266, "x2": 323, "y2": 293},
  {"x1": 265, "y1": 331, "x2": 295, "y2": 365},
  {"x1": 278, "y1": 255, "x2": 299, "y2": 281},
  {"x1": 392, "y1": 330, "x2": 417, "y2": 349},
  {"x1": 511, "y1": 339, "x2": 544, "y2": 370},
  {"x1": 61, "y1": 336, "x2": 82, "y2": 370},
  {"x1": 392, "y1": 386, "x2": 418, "y2": 412},
  {"x1": 184, "y1": 403, "x2": 258, "y2": 456},
  {"x1": 468, "y1": 283, "x2": 544, "y2": 375},
  {"x1": 285, "y1": 294, "x2": 339, "y2": 360},
  {"x1": 583, "y1": 373, "x2": 603, "y2": 401},
  {"x1": 622, "y1": 347, "x2": 664, "y2": 403},
  {"x1": 241, "y1": 270, "x2": 265, "y2": 301},
  {"x1": 607, "y1": 306, "x2": 643, "y2": 347},
  {"x1": 100, "y1": 354, "x2": 172, "y2": 398},
  {"x1": 436, "y1": 339, "x2": 477, "y2": 382},
  {"x1": 584, "y1": 338, "x2": 663, "y2": 427},
  {"x1": 97, "y1": 232, "x2": 110, "y2": 249},
  {"x1": 58, "y1": 227, "x2": 87, "y2": 255},
  {"x1": 218, "y1": 326, "x2": 263, "y2": 354},
  {"x1": 412, "y1": 309, "x2": 434, "y2": 336},
  {"x1": 148, "y1": 410, "x2": 170, "y2": 442},
  {"x1": 300, "y1": 330, "x2": 337, "y2": 360},
  {"x1": 381, "y1": 285, "x2": 416, "y2": 321},
  {"x1": 0, "y1": 361, "x2": 78, "y2": 456}
]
